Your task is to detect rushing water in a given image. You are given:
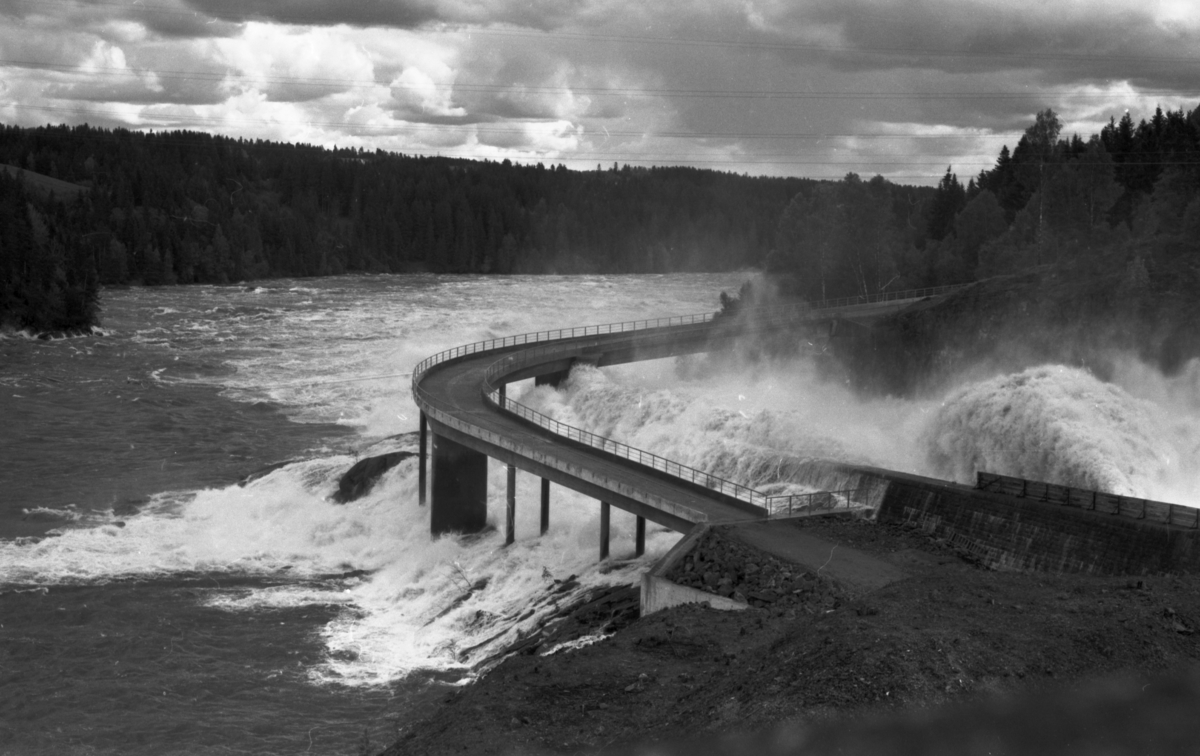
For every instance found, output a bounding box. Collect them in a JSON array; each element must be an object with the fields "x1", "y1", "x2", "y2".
[
  {"x1": 0, "y1": 273, "x2": 749, "y2": 755},
  {"x1": 2, "y1": 273, "x2": 1199, "y2": 755}
]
